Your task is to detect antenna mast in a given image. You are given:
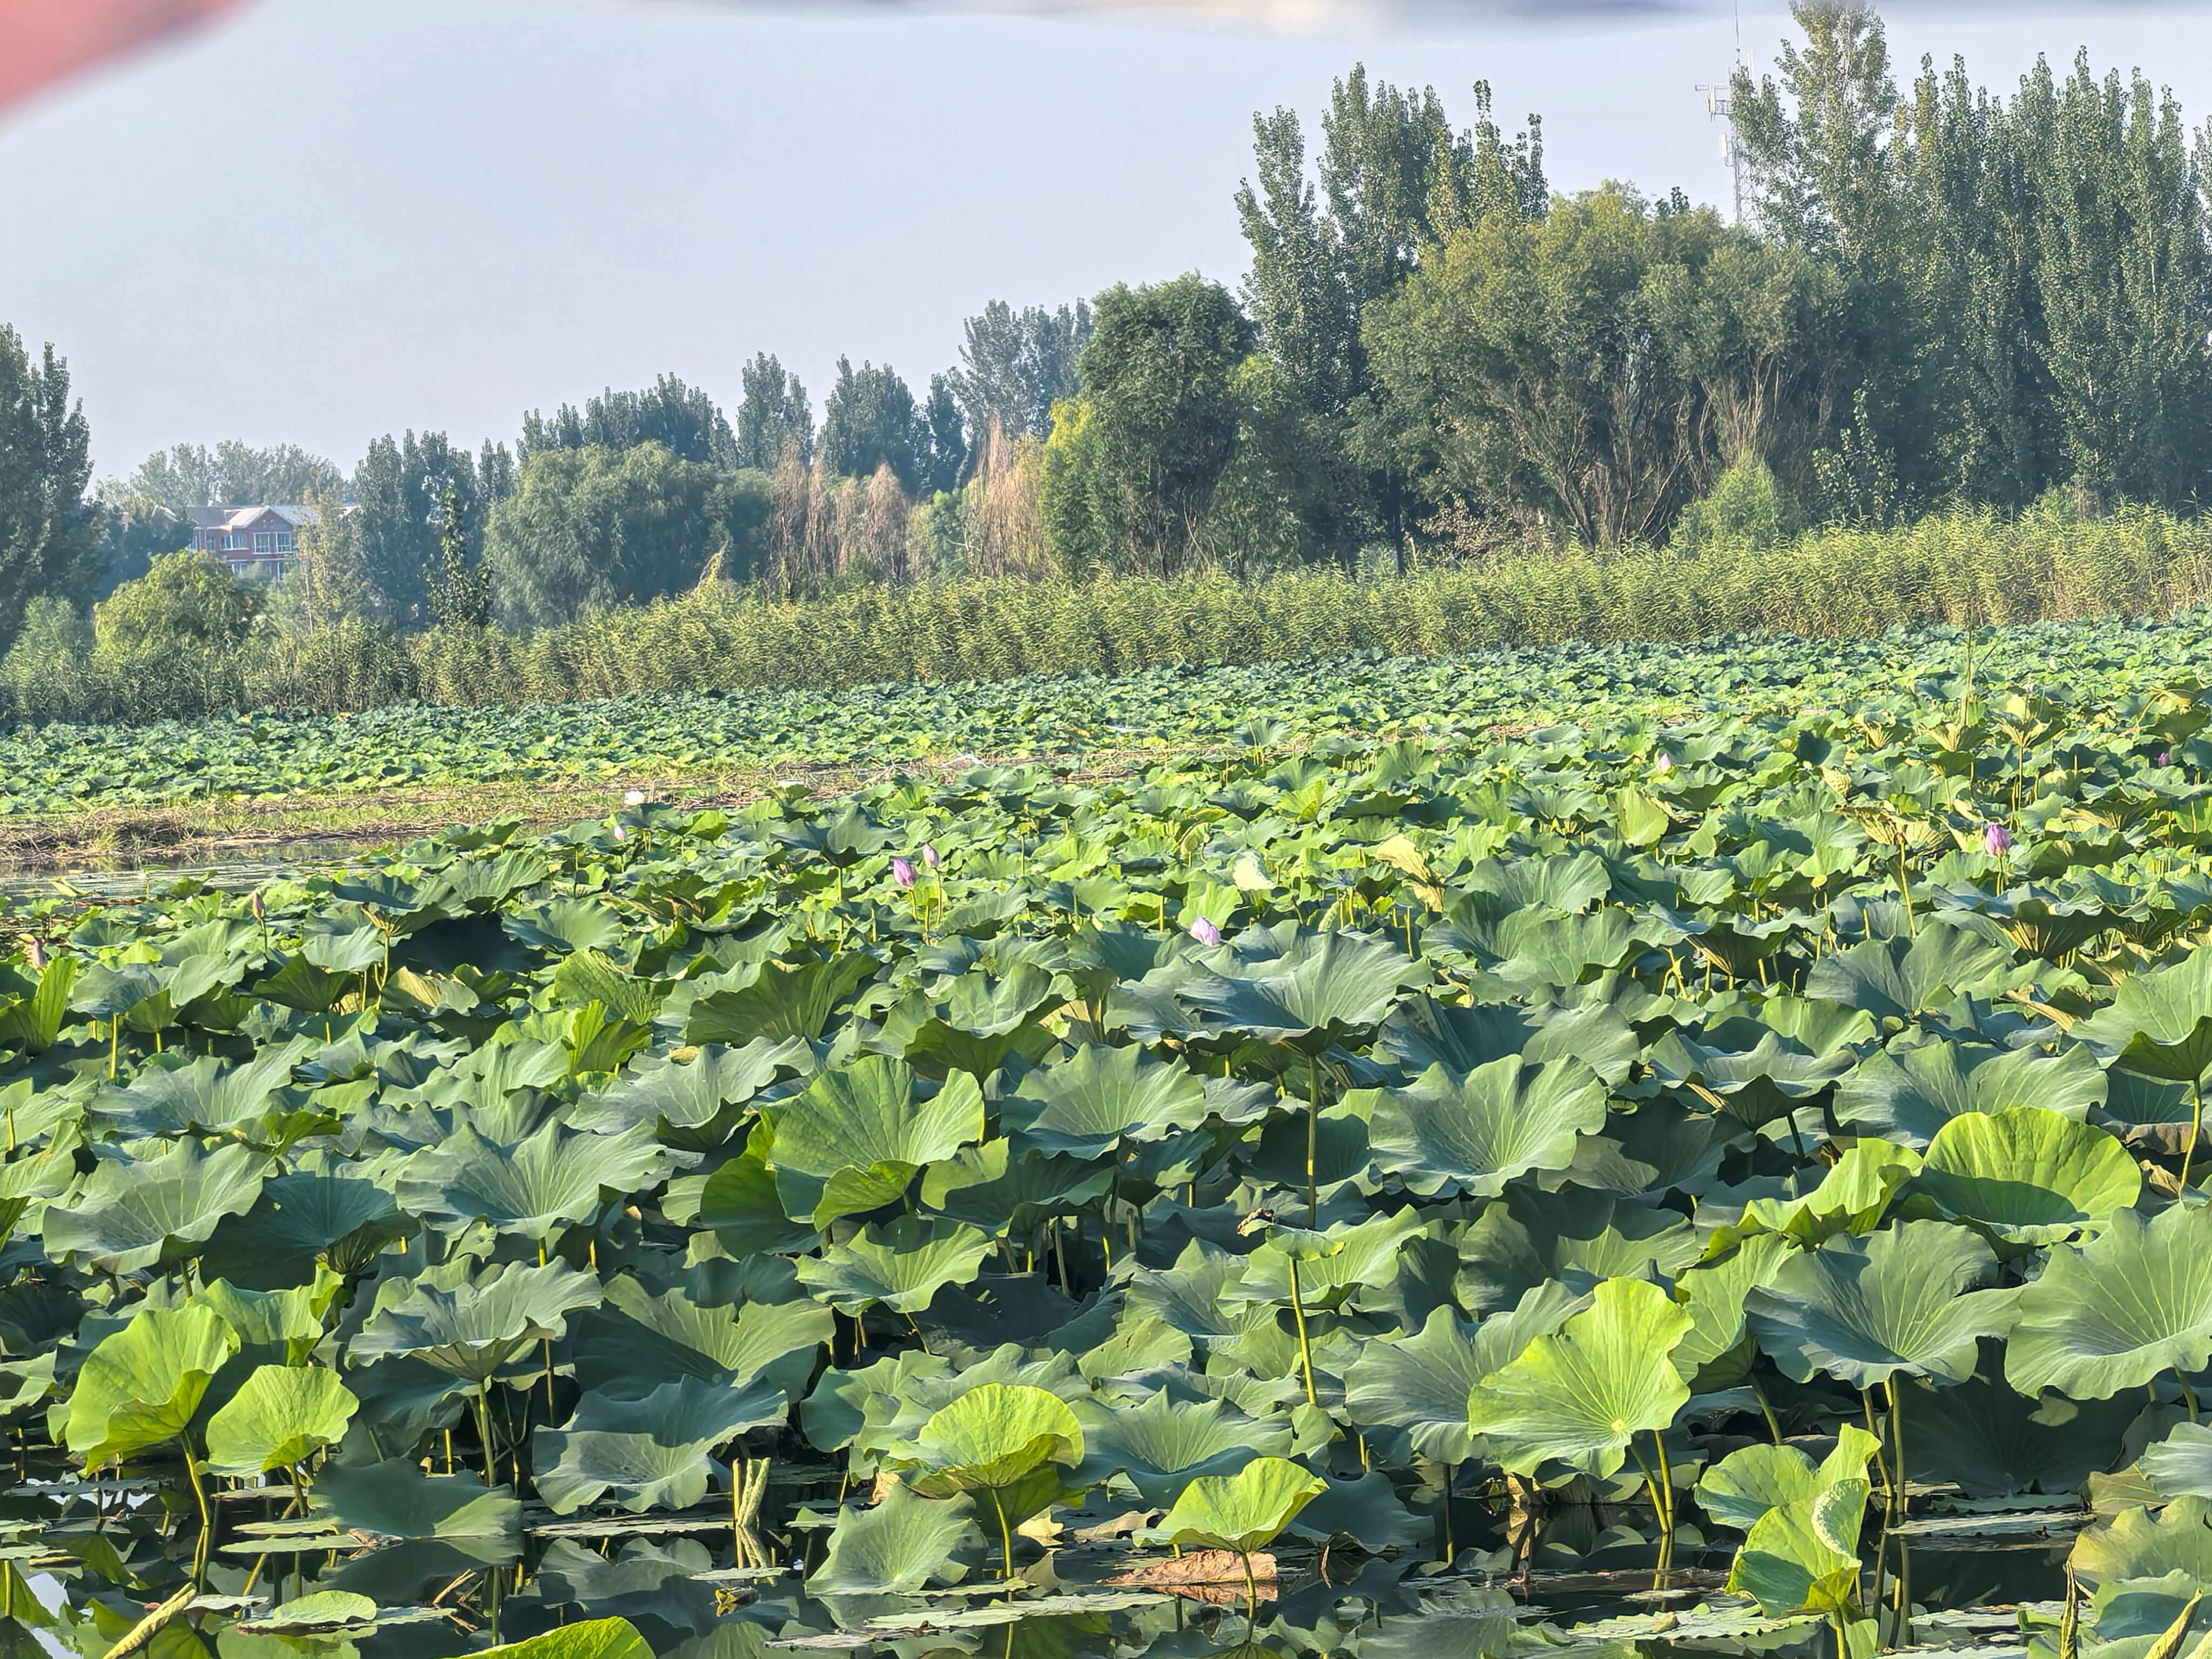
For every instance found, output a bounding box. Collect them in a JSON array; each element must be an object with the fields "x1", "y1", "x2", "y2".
[{"x1": 1696, "y1": 0, "x2": 1747, "y2": 224}]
